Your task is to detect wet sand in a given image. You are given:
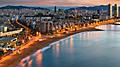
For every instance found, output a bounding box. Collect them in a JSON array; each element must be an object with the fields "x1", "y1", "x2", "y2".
[{"x1": 0, "y1": 27, "x2": 103, "y2": 67}]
